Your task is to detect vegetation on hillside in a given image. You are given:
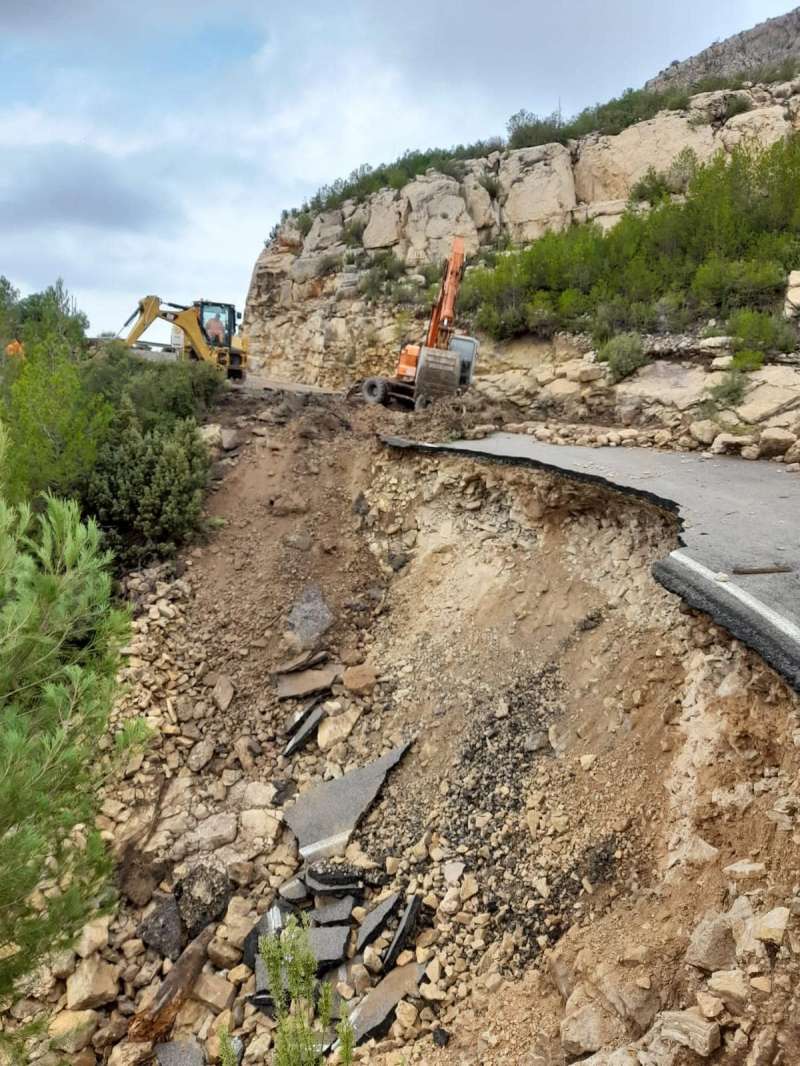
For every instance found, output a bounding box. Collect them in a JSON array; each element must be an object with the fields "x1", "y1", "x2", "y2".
[
  {"x1": 458, "y1": 137, "x2": 800, "y2": 344},
  {"x1": 0, "y1": 487, "x2": 137, "y2": 1001},
  {"x1": 1, "y1": 283, "x2": 222, "y2": 566},
  {"x1": 271, "y1": 58, "x2": 800, "y2": 234},
  {"x1": 0, "y1": 281, "x2": 224, "y2": 1002}
]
